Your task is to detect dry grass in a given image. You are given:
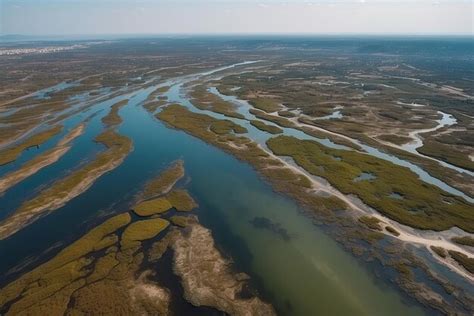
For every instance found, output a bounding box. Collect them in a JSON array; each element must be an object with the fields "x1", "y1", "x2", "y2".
[
  {"x1": 121, "y1": 218, "x2": 170, "y2": 249},
  {"x1": 166, "y1": 190, "x2": 198, "y2": 212},
  {"x1": 133, "y1": 198, "x2": 173, "y2": 216},
  {"x1": 0, "y1": 125, "x2": 63, "y2": 165}
]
